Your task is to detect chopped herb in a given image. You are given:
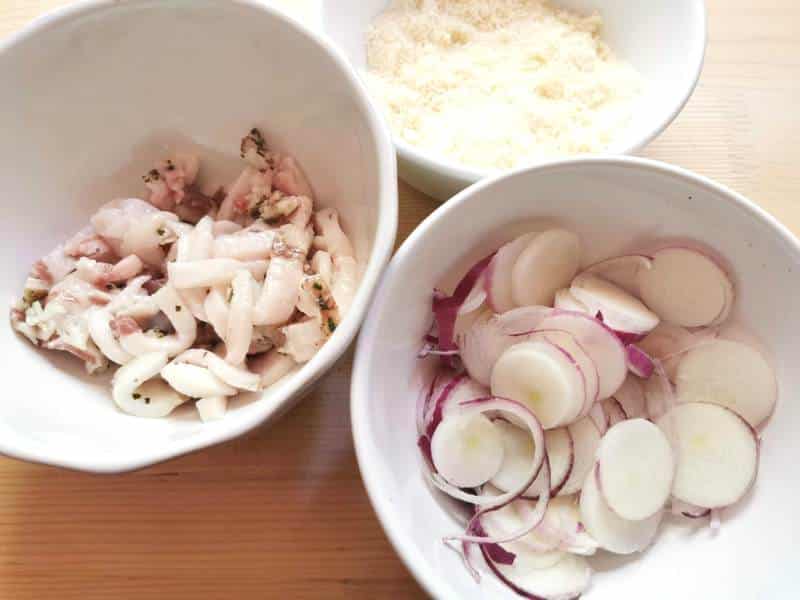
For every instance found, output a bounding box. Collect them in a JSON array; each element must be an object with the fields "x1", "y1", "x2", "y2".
[
  {"x1": 327, "y1": 317, "x2": 337, "y2": 333},
  {"x1": 143, "y1": 168, "x2": 160, "y2": 183},
  {"x1": 249, "y1": 205, "x2": 263, "y2": 219},
  {"x1": 164, "y1": 160, "x2": 175, "y2": 171},
  {"x1": 145, "y1": 397, "x2": 151, "y2": 404},
  {"x1": 151, "y1": 328, "x2": 165, "y2": 338},
  {"x1": 312, "y1": 282, "x2": 323, "y2": 291},
  {"x1": 175, "y1": 305, "x2": 182, "y2": 312},
  {"x1": 227, "y1": 288, "x2": 234, "y2": 302},
  {"x1": 133, "y1": 393, "x2": 141, "y2": 399},
  {"x1": 157, "y1": 227, "x2": 166, "y2": 236},
  {"x1": 317, "y1": 298, "x2": 329, "y2": 310}
]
